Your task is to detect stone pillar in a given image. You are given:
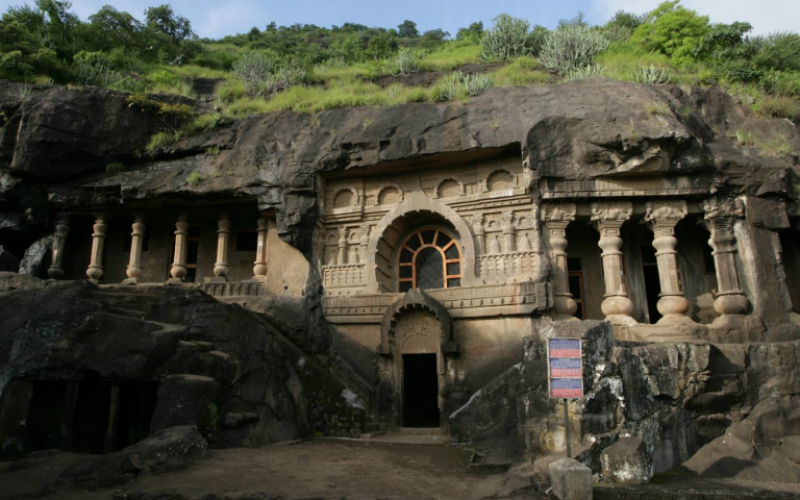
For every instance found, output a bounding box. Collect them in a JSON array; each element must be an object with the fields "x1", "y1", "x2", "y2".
[
  {"x1": 645, "y1": 201, "x2": 691, "y2": 323},
  {"x1": 85, "y1": 213, "x2": 107, "y2": 282},
  {"x1": 360, "y1": 226, "x2": 370, "y2": 263},
  {"x1": 470, "y1": 215, "x2": 486, "y2": 253},
  {"x1": 123, "y1": 215, "x2": 146, "y2": 284},
  {"x1": 212, "y1": 213, "x2": 231, "y2": 282},
  {"x1": 253, "y1": 216, "x2": 268, "y2": 281},
  {"x1": 47, "y1": 214, "x2": 70, "y2": 280},
  {"x1": 337, "y1": 228, "x2": 347, "y2": 265},
  {"x1": 168, "y1": 215, "x2": 189, "y2": 283},
  {"x1": 703, "y1": 198, "x2": 749, "y2": 316},
  {"x1": 501, "y1": 211, "x2": 516, "y2": 253},
  {"x1": 543, "y1": 203, "x2": 577, "y2": 319},
  {"x1": 591, "y1": 202, "x2": 635, "y2": 326}
]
